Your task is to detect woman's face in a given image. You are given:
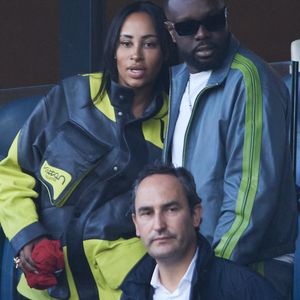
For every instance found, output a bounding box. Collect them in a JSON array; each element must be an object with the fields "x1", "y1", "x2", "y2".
[{"x1": 116, "y1": 12, "x2": 163, "y2": 91}]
